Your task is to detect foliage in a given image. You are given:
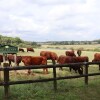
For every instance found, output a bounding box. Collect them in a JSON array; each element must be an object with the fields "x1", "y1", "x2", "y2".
[{"x1": 0, "y1": 35, "x2": 41, "y2": 48}]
